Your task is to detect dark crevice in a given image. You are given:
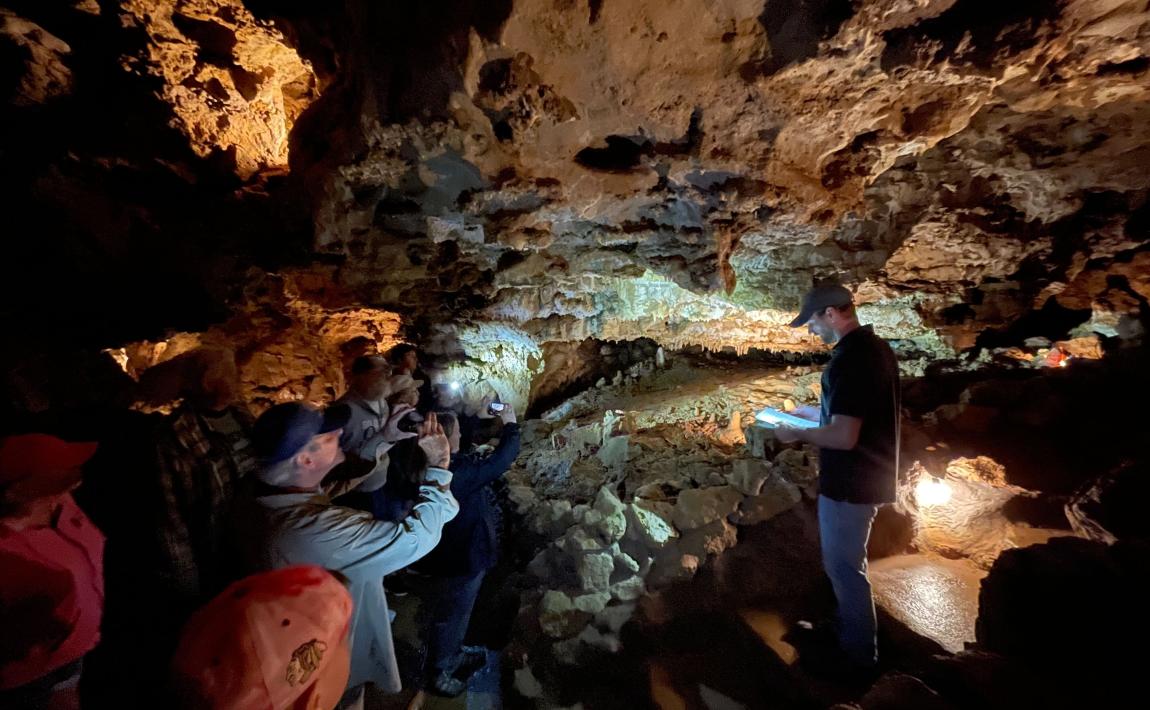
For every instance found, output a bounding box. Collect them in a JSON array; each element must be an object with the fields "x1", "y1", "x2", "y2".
[
  {"x1": 575, "y1": 135, "x2": 650, "y2": 172},
  {"x1": 974, "y1": 298, "x2": 1092, "y2": 350},
  {"x1": 749, "y1": 0, "x2": 854, "y2": 77},
  {"x1": 228, "y1": 66, "x2": 262, "y2": 102},
  {"x1": 478, "y1": 57, "x2": 513, "y2": 93},
  {"x1": 881, "y1": 0, "x2": 1062, "y2": 73},
  {"x1": 589, "y1": 0, "x2": 604, "y2": 25},
  {"x1": 171, "y1": 13, "x2": 237, "y2": 68},
  {"x1": 653, "y1": 107, "x2": 704, "y2": 157},
  {"x1": 1096, "y1": 56, "x2": 1149, "y2": 76}
]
